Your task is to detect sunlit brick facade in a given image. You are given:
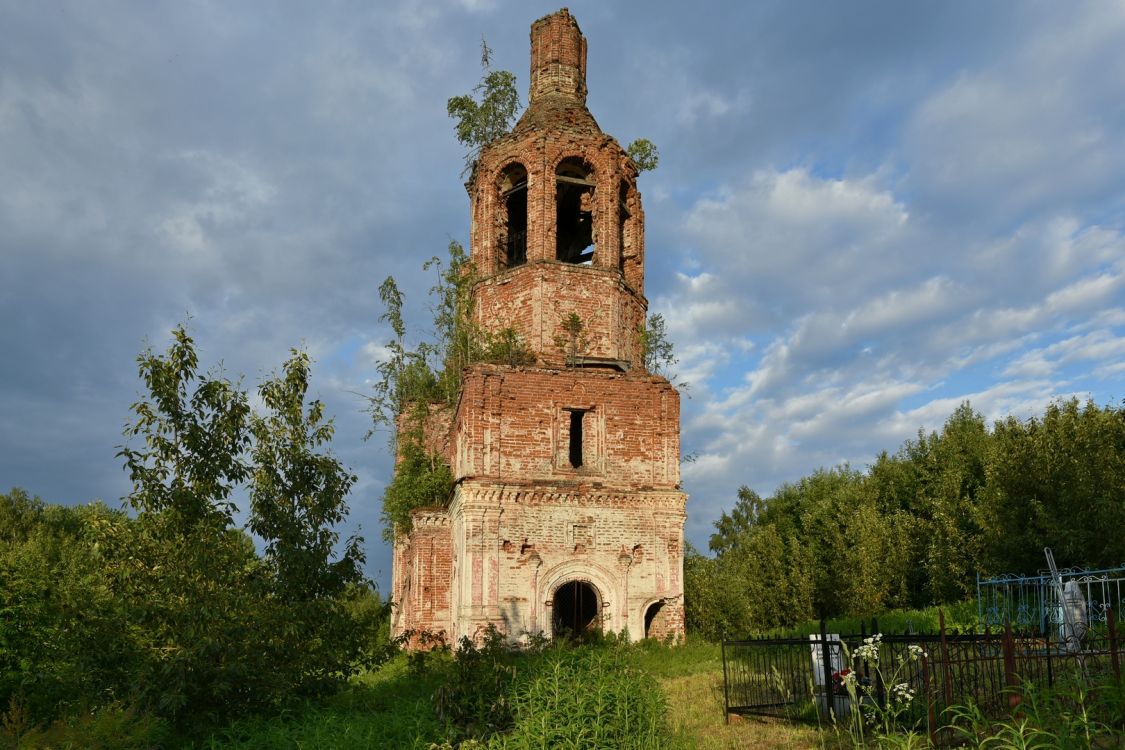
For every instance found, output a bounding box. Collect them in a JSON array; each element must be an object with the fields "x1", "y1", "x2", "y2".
[{"x1": 391, "y1": 9, "x2": 687, "y2": 644}]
